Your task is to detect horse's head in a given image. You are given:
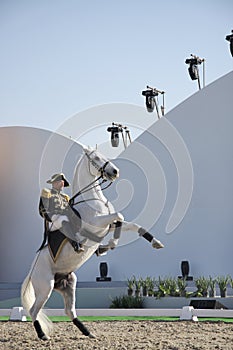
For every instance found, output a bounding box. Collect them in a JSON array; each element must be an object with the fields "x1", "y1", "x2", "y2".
[{"x1": 83, "y1": 146, "x2": 119, "y2": 182}]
